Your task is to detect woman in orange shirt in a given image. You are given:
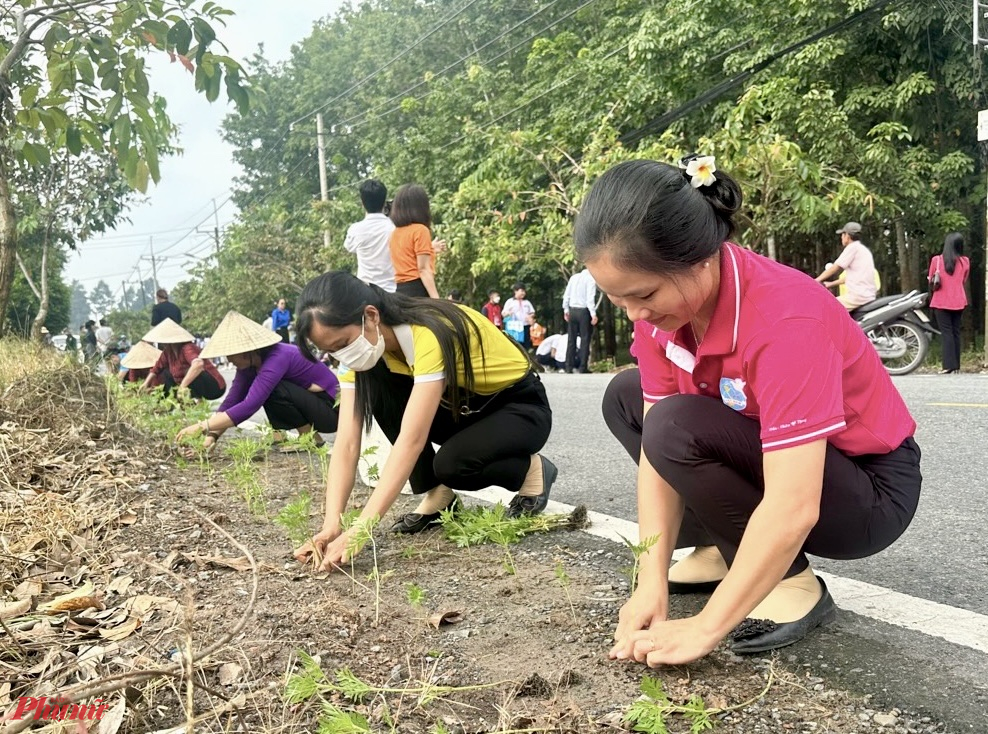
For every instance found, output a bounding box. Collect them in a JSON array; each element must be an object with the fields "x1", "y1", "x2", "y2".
[{"x1": 388, "y1": 184, "x2": 439, "y2": 298}]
